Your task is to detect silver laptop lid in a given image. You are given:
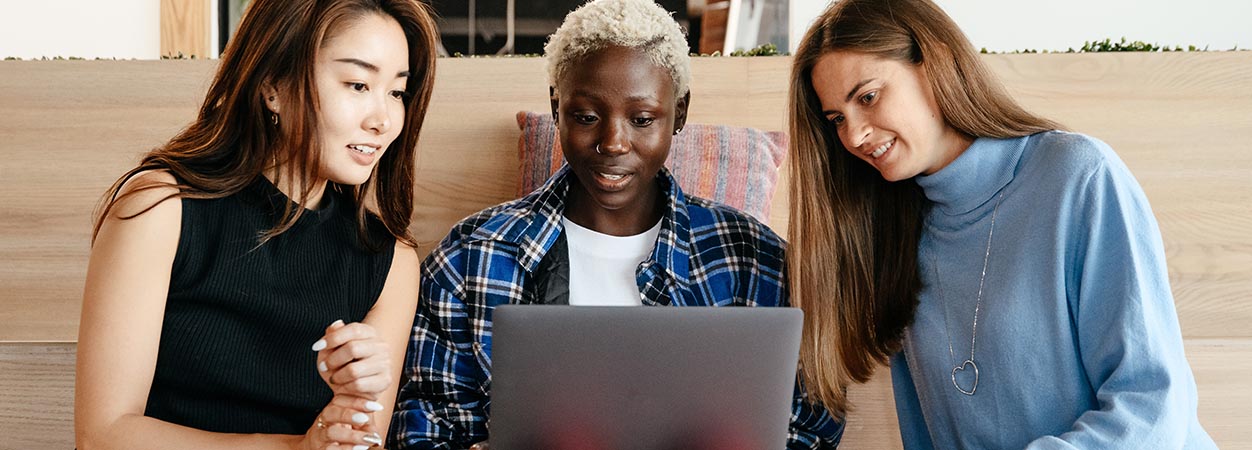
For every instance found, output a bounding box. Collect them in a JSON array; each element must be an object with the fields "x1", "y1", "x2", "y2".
[{"x1": 489, "y1": 305, "x2": 803, "y2": 450}]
